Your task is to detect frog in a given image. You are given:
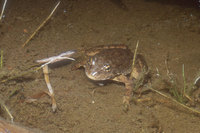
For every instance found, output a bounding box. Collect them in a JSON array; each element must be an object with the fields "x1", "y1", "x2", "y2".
[{"x1": 72, "y1": 44, "x2": 148, "y2": 107}]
